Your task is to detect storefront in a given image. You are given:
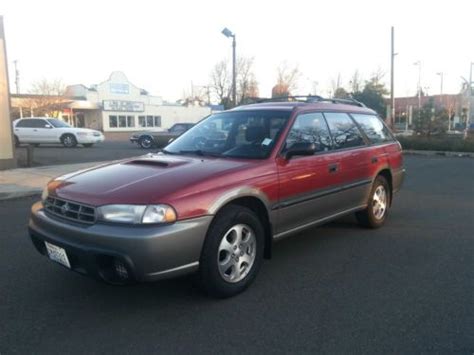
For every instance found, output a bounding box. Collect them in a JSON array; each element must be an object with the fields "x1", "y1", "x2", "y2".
[{"x1": 65, "y1": 72, "x2": 214, "y2": 132}]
